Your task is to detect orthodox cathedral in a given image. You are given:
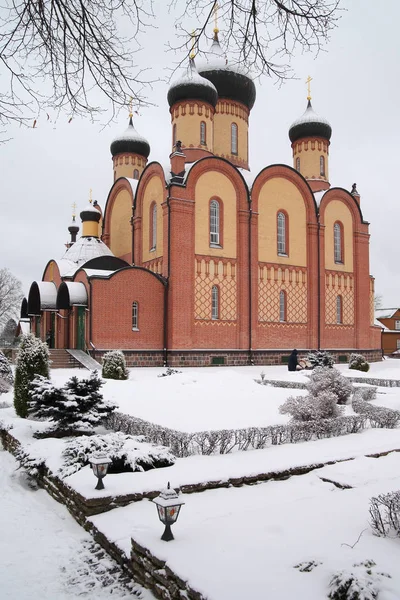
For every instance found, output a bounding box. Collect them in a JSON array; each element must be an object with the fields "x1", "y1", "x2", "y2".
[{"x1": 22, "y1": 28, "x2": 381, "y2": 366}]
